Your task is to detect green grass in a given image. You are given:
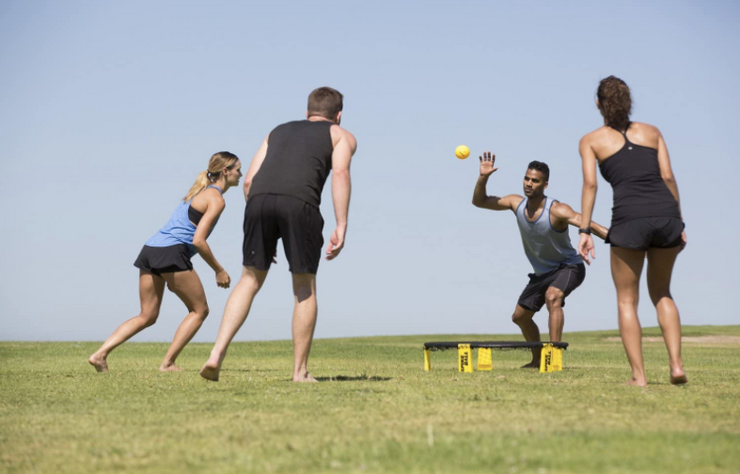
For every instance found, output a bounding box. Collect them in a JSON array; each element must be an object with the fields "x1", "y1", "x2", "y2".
[{"x1": 1, "y1": 325, "x2": 739, "y2": 473}]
